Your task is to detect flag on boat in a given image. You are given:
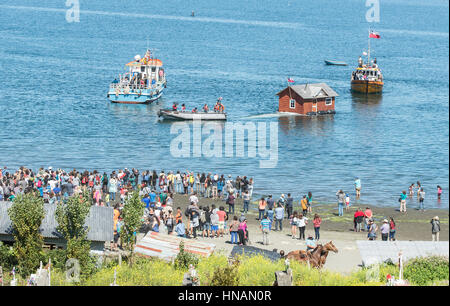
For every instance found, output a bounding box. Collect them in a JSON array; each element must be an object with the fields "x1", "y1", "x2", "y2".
[
  {"x1": 369, "y1": 31, "x2": 381, "y2": 39},
  {"x1": 287, "y1": 77, "x2": 295, "y2": 83}
]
